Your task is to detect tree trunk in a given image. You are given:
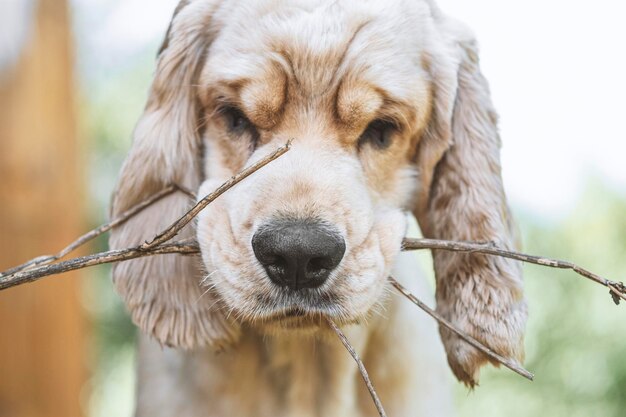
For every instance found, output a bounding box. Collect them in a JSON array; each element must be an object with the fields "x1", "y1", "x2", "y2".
[{"x1": 0, "y1": 1, "x2": 86, "y2": 416}]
